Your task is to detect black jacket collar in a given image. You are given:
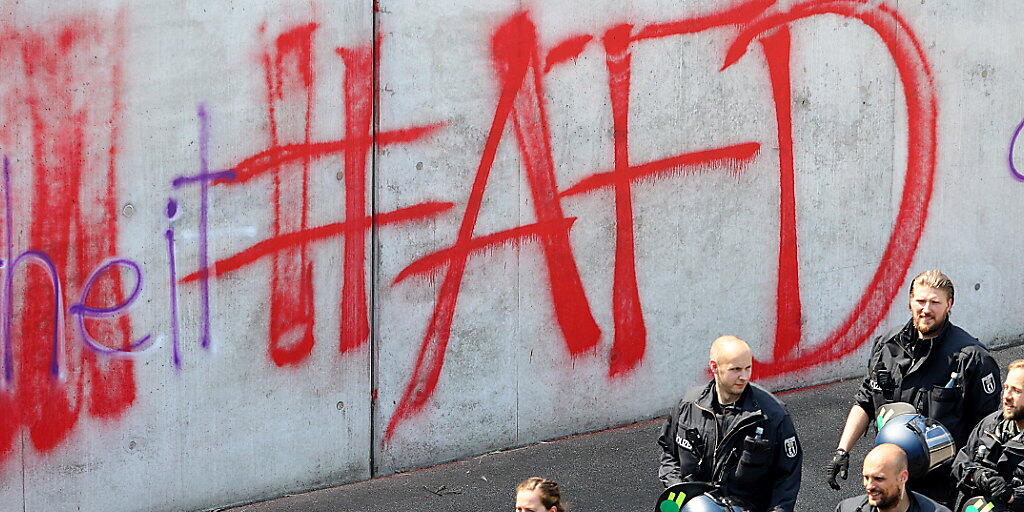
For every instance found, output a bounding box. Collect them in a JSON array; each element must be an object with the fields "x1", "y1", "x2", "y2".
[
  {"x1": 896, "y1": 317, "x2": 952, "y2": 350},
  {"x1": 695, "y1": 380, "x2": 758, "y2": 414}
]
